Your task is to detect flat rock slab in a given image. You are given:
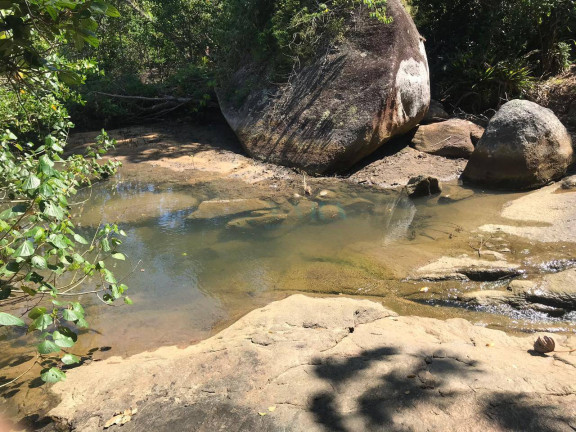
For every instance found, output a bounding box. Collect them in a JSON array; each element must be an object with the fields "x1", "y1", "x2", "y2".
[
  {"x1": 48, "y1": 295, "x2": 576, "y2": 432},
  {"x1": 481, "y1": 183, "x2": 576, "y2": 242},
  {"x1": 411, "y1": 256, "x2": 522, "y2": 281}
]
